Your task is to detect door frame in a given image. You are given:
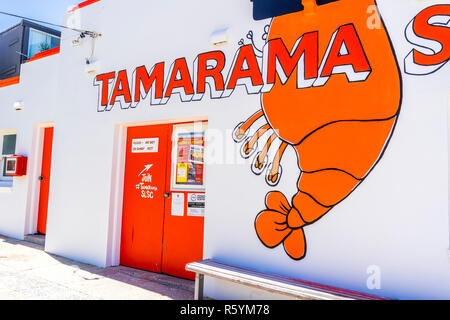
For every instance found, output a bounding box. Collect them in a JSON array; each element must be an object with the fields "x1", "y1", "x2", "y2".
[
  {"x1": 24, "y1": 122, "x2": 54, "y2": 236},
  {"x1": 106, "y1": 116, "x2": 208, "y2": 267}
]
